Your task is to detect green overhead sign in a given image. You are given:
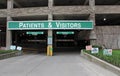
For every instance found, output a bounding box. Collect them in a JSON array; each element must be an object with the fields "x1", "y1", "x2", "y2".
[
  {"x1": 8, "y1": 21, "x2": 93, "y2": 30},
  {"x1": 56, "y1": 31, "x2": 74, "y2": 34},
  {"x1": 26, "y1": 32, "x2": 44, "y2": 35}
]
